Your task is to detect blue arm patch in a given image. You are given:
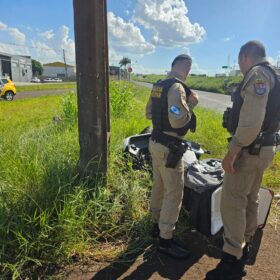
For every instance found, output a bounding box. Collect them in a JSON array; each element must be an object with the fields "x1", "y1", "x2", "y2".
[
  {"x1": 169, "y1": 106, "x2": 181, "y2": 115},
  {"x1": 254, "y1": 80, "x2": 266, "y2": 96}
]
